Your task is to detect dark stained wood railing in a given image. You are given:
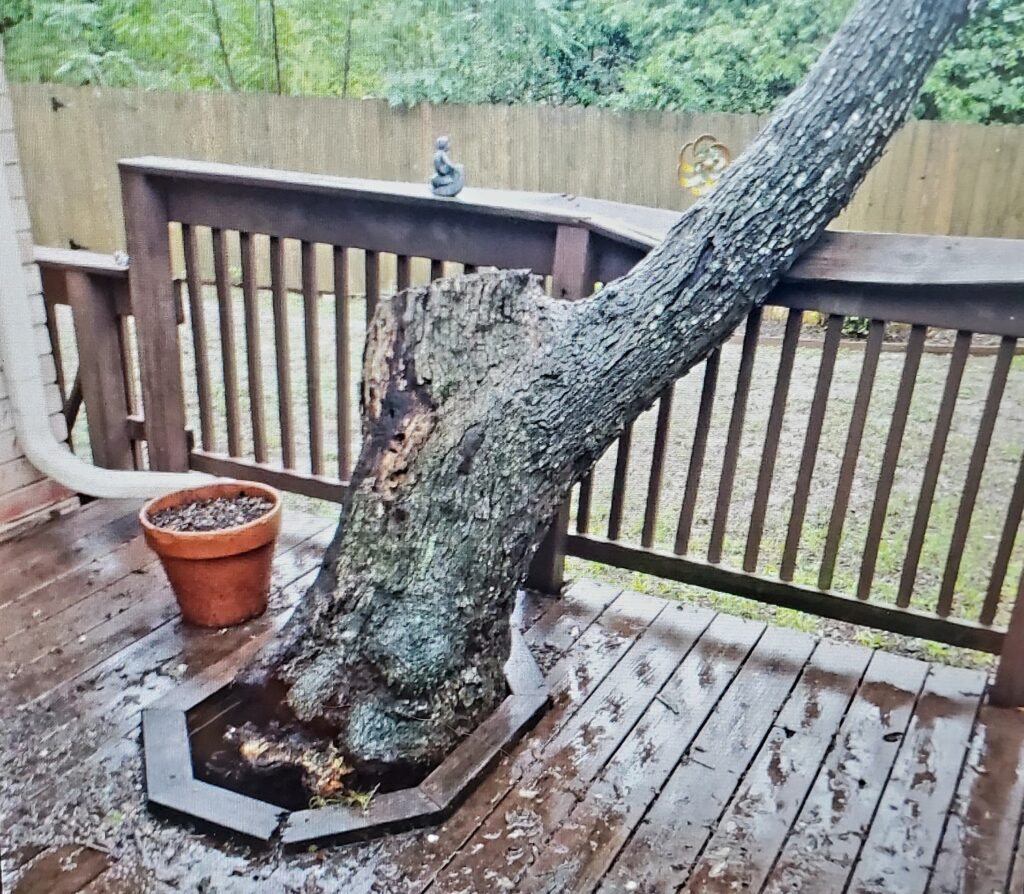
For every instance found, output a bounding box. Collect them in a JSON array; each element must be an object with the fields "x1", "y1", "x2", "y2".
[
  {"x1": 35, "y1": 246, "x2": 141, "y2": 470},
  {"x1": 39, "y1": 156, "x2": 1024, "y2": 705}
]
